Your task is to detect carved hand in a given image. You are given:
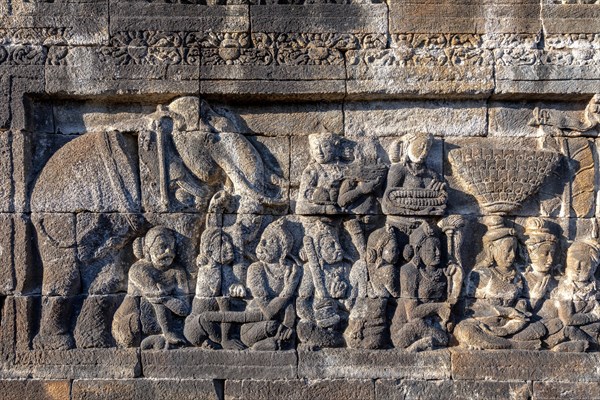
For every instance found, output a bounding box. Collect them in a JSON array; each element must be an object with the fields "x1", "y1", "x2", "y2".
[{"x1": 229, "y1": 283, "x2": 247, "y2": 298}]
